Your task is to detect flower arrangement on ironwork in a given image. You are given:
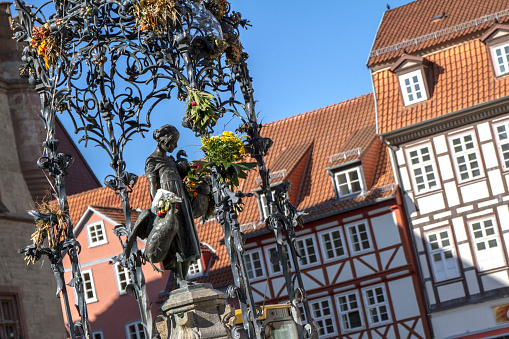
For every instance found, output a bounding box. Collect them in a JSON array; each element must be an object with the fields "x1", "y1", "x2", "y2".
[
  {"x1": 30, "y1": 22, "x2": 62, "y2": 69},
  {"x1": 133, "y1": 0, "x2": 179, "y2": 34},
  {"x1": 205, "y1": 0, "x2": 229, "y2": 19},
  {"x1": 25, "y1": 200, "x2": 68, "y2": 265},
  {"x1": 185, "y1": 163, "x2": 215, "y2": 220},
  {"x1": 184, "y1": 89, "x2": 221, "y2": 134},
  {"x1": 197, "y1": 131, "x2": 256, "y2": 188}
]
